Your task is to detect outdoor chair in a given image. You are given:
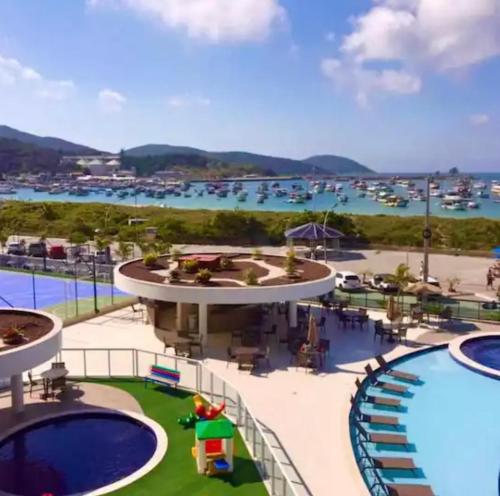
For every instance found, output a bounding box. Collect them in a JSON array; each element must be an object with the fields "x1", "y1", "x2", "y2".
[
  {"x1": 338, "y1": 313, "x2": 350, "y2": 328},
  {"x1": 318, "y1": 316, "x2": 326, "y2": 335},
  {"x1": 350, "y1": 396, "x2": 401, "y2": 427},
  {"x1": 257, "y1": 346, "x2": 271, "y2": 370},
  {"x1": 354, "y1": 417, "x2": 409, "y2": 446},
  {"x1": 373, "y1": 320, "x2": 385, "y2": 342},
  {"x1": 288, "y1": 339, "x2": 302, "y2": 365},
  {"x1": 396, "y1": 326, "x2": 408, "y2": 345},
  {"x1": 375, "y1": 356, "x2": 419, "y2": 383},
  {"x1": 364, "y1": 364, "x2": 408, "y2": 394},
  {"x1": 51, "y1": 361, "x2": 66, "y2": 369},
  {"x1": 51, "y1": 376, "x2": 66, "y2": 393},
  {"x1": 188, "y1": 335, "x2": 203, "y2": 357},
  {"x1": 226, "y1": 347, "x2": 236, "y2": 368},
  {"x1": 386, "y1": 484, "x2": 435, "y2": 496},
  {"x1": 174, "y1": 343, "x2": 191, "y2": 358},
  {"x1": 264, "y1": 323, "x2": 278, "y2": 343},
  {"x1": 438, "y1": 306, "x2": 453, "y2": 325},
  {"x1": 27, "y1": 371, "x2": 39, "y2": 397},
  {"x1": 357, "y1": 309, "x2": 369, "y2": 330},
  {"x1": 354, "y1": 377, "x2": 401, "y2": 407},
  {"x1": 321, "y1": 299, "x2": 332, "y2": 314}
]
